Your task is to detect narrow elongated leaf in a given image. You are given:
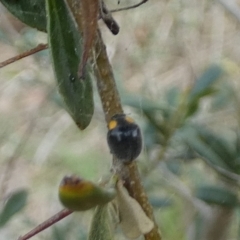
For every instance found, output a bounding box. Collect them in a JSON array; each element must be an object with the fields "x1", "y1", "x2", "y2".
[
  {"x1": 182, "y1": 127, "x2": 232, "y2": 171},
  {"x1": 0, "y1": 0, "x2": 46, "y2": 32},
  {"x1": 195, "y1": 185, "x2": 238, "y2": 207},
  {"x1": 186, "y1": 65, "x2": 223, "y2": 117},
  {"x1": 189, "y1": 65, "x2": 223, "y2": 100},
  {"x1": 122, "y1": 93, "x2": 168, "y2": 113},
  {"x1": 0, "y1": 190, "x2": 28, "y2": 228},
  {"x1": 149, "y1": 197, "x2": 173, "y2": 208},
  {"x1": 196, "y1": 128, "x2": 239, "y2": 173},
  {"x1": 183, "y1": 126, "x2": 240, "y2": 174},
  {"x1": 46, "y1": 0, "x2": 94, "y2": 130},
  {"x1": 88, "y1": 205, "x2": 114, "y2": 240}
]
